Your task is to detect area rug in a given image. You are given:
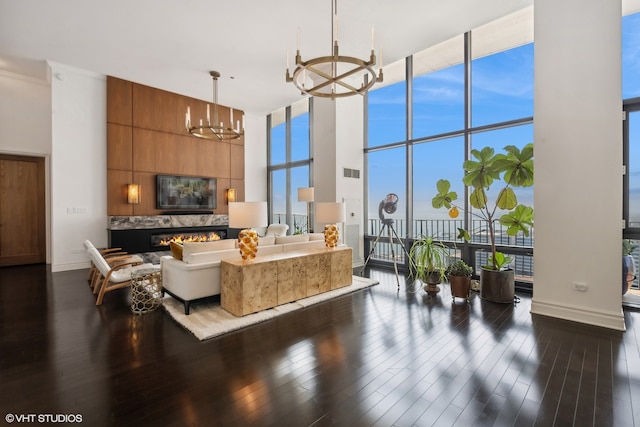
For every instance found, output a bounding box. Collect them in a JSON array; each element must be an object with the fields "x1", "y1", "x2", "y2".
[{"x1": 162, "y1": 275, "x2": 379, "y2": 341}]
